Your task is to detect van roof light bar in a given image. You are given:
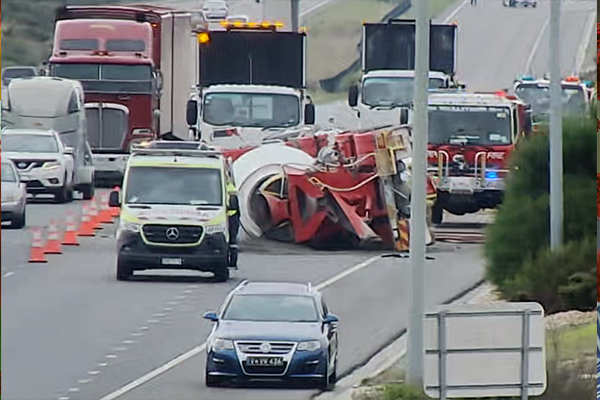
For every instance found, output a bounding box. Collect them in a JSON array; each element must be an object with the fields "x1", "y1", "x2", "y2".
[{"x1": 130, "y1": 148, "x2": 222, "y2": 158}]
